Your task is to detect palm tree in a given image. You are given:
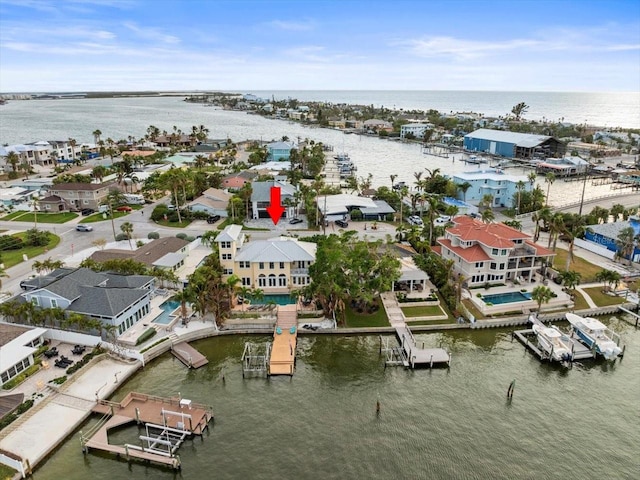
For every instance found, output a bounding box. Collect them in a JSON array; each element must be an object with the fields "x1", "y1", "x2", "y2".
[
  {"x1": 481, "y1": 208, "x2": 495, "y2": 223},
  {"x1": 547, "y1": 212, "x2": 565, "y2": 250},
  {"x1": 92, "y1": 129, "x2": 102, "y2": 145},
  {"x1": 250, "y1": 287, "x2": 264, "y2": 305},
  {"x1": 531, "y1": 206, "x2": 551, "y2": 243},
  {"x1": 563, "y1": 216, "x2": 586, "y2": 270},
  {"x1": 527, "y1": 171, "x2": 537, "y2": 187},
  {"x1": 68, "y1": 138, "x2": 77, "y2": 162},
  {"x1": 120, "y1": 221, "x2": 134, "y2": 249},
  {"x1": 531, "y1": 285, "x2": 553, "y2": 313},
  {"x1": 544, "y1": 173, "x2": 555, "y2": 207},
  {"x1": 511, "y1": 102, "x2": 529, "y2": 121},
  {"x1": 91, "y1": 165, "x2": 108, "y2": 183},
  {"x1": 238, "y1": 286, "x2": 252, "y2": 312},
  {"x1": 425, "y1": 195, "x2": 440, "y2": 245},
  {"x1": 479, "y1": 193, "x2": 494, "y2": 211},
  {"x1": 173, "y1": 288, "x2": 193, "y2": 324},
  {"x1": 457, "y1": 182, "x2": 471, "y2": 203},
  {"x1": 6, "y1": 151, "x2": 20, "y2": 173},
  {"x1": 515, "y1": 180, "x2": 526, "y2": 214},
  {"x1": 105, "y1": 189, "x2": 127, "y2": 241},
  {"x1": 615, "y1": 226, "x2": 636, "y2": 265},
  {"x1": 390, "y1": 174, "x2": 397, "y2": 190},
  {"x1": 558, "y1": 270, "x2": 582, "y2": 291}
]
